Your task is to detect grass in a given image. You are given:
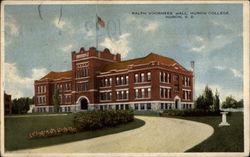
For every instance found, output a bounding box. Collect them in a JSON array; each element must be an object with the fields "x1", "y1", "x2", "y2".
[
  {"x1": 5, "y1": 114, "x2": 145, "y2": 151},
  {"x1": 165, "y1": 112, "x2": 244, "y2": 152}
]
